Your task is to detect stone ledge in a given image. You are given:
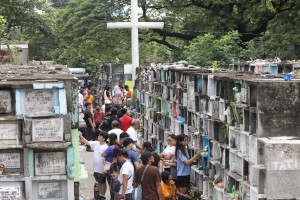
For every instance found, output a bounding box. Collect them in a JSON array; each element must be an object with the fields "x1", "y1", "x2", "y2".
[{"x1": 26, "y1": 142, "x2": 72, "y2": 149}]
